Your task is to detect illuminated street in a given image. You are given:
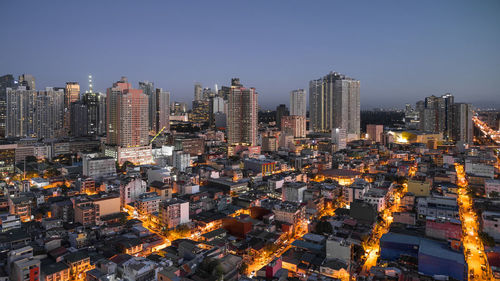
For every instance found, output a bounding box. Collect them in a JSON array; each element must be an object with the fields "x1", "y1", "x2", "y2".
[
  {"x1": 359, "y1": 183, "x2": 407, "y2": 275},
  {"x1": 473, "y1": 116, "x2": 500, "y2": 145},
  {"x1": 455, "y1": 164, "x2": 495, "y2": 281}
]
